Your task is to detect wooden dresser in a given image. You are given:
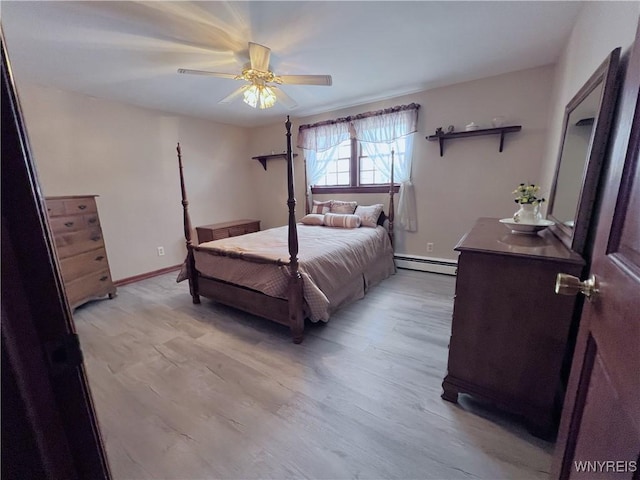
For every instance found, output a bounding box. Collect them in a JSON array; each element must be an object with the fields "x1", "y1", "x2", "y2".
[
  {"x1": 196, "y1": 219, "x2": 260, "y2": 244},
  {"x1": 442, "y1": 217, "x2": 584, "y2": 438},
  {"x1": 46, "y1": 195, "x2": 116, "y2": 309}
]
